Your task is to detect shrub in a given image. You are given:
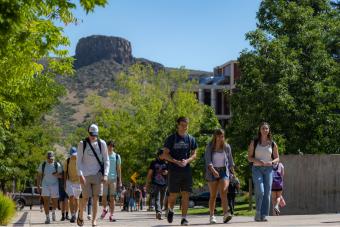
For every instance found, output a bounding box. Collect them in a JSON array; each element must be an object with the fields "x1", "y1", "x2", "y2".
[{"x1": 0, "y1": 193, "x2": 15, "y2": 225}]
